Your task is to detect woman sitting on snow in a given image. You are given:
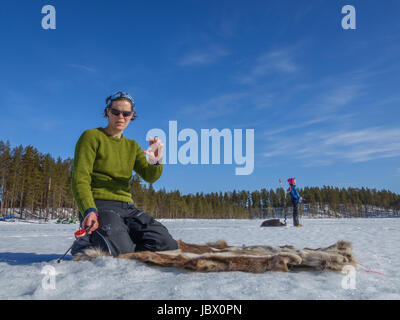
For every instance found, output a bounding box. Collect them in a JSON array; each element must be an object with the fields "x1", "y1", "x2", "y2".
[{"x1": 70, "y1": 91, "x2": 178, "y2": 257}]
